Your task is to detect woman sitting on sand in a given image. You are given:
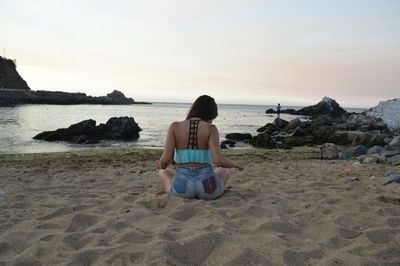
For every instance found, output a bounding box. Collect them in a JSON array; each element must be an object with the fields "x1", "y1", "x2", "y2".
[{"x1": 157, "y1": 95, "x2": 244, "y2": 200}]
